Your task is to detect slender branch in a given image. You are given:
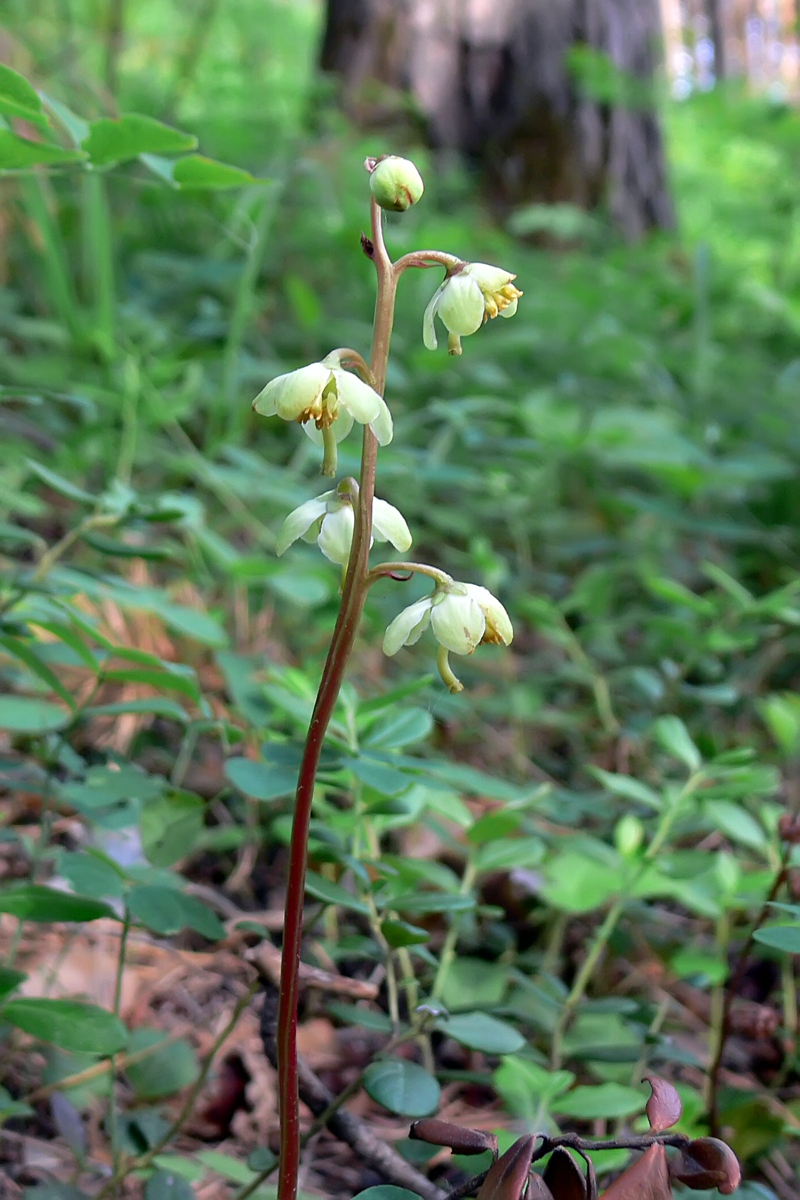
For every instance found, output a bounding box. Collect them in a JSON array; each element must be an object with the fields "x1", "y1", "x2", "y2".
[{"x1": 275, "y1": 197, "x2": 399, "y2": 1200}]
